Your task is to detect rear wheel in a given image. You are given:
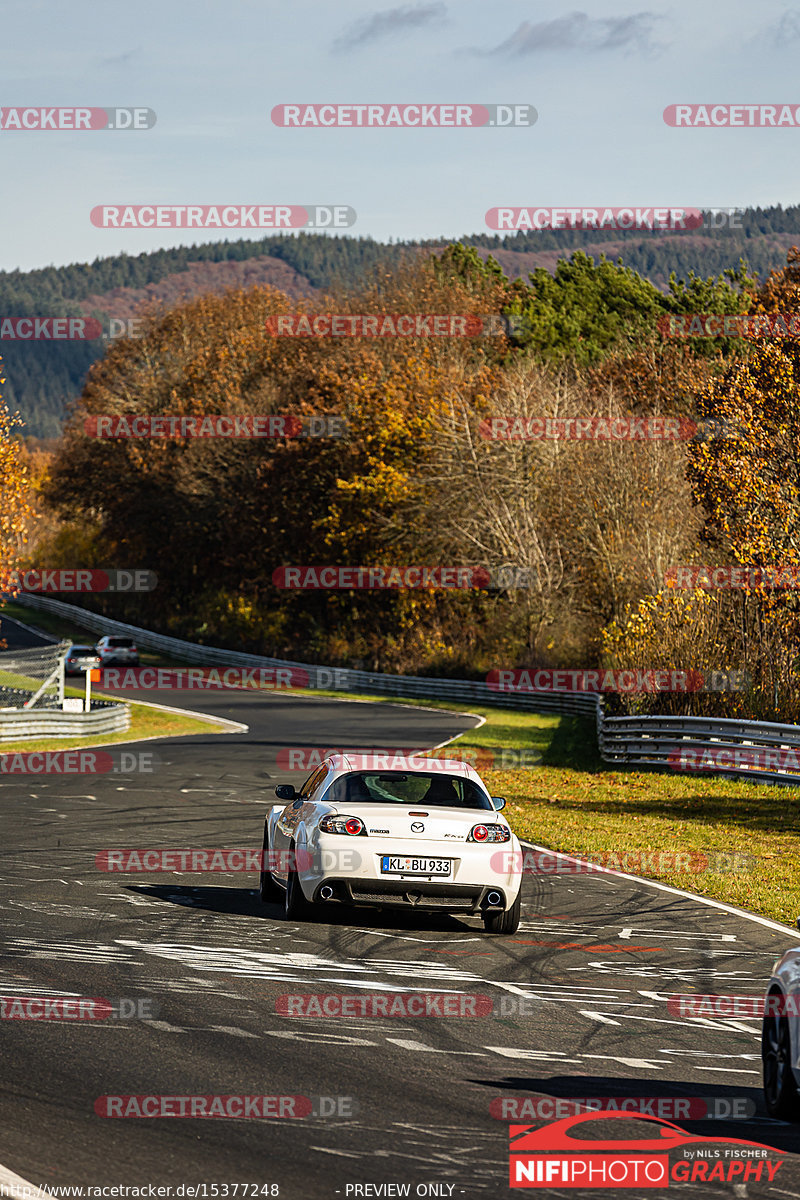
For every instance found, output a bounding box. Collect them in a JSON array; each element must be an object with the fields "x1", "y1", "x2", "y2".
[
  {"x1": 284, "y1": 842, "x2": 316, "y2": 921},
  {"x1": 763, "y1": 995, "x2": 800, "y2": 1118},
  {"x1": 483, "y1": 892, "x2": 521, "y2": 934},
  {"x1": 259, "y1": 822, "x2": 281, "y2": 903}
]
